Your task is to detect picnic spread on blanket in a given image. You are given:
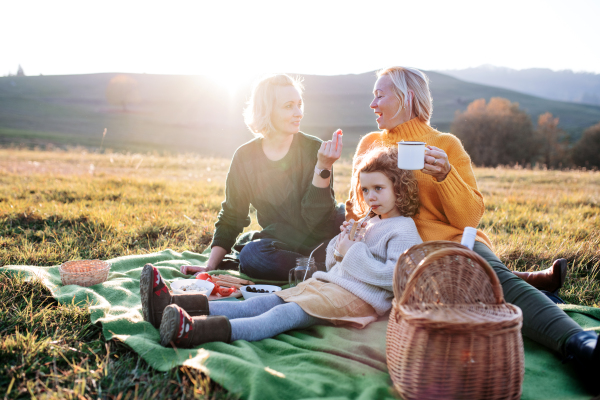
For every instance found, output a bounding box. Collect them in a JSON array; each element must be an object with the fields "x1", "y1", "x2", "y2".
[{"x1": 3, "y1": 247, "x2": 599, "y2": 400}]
